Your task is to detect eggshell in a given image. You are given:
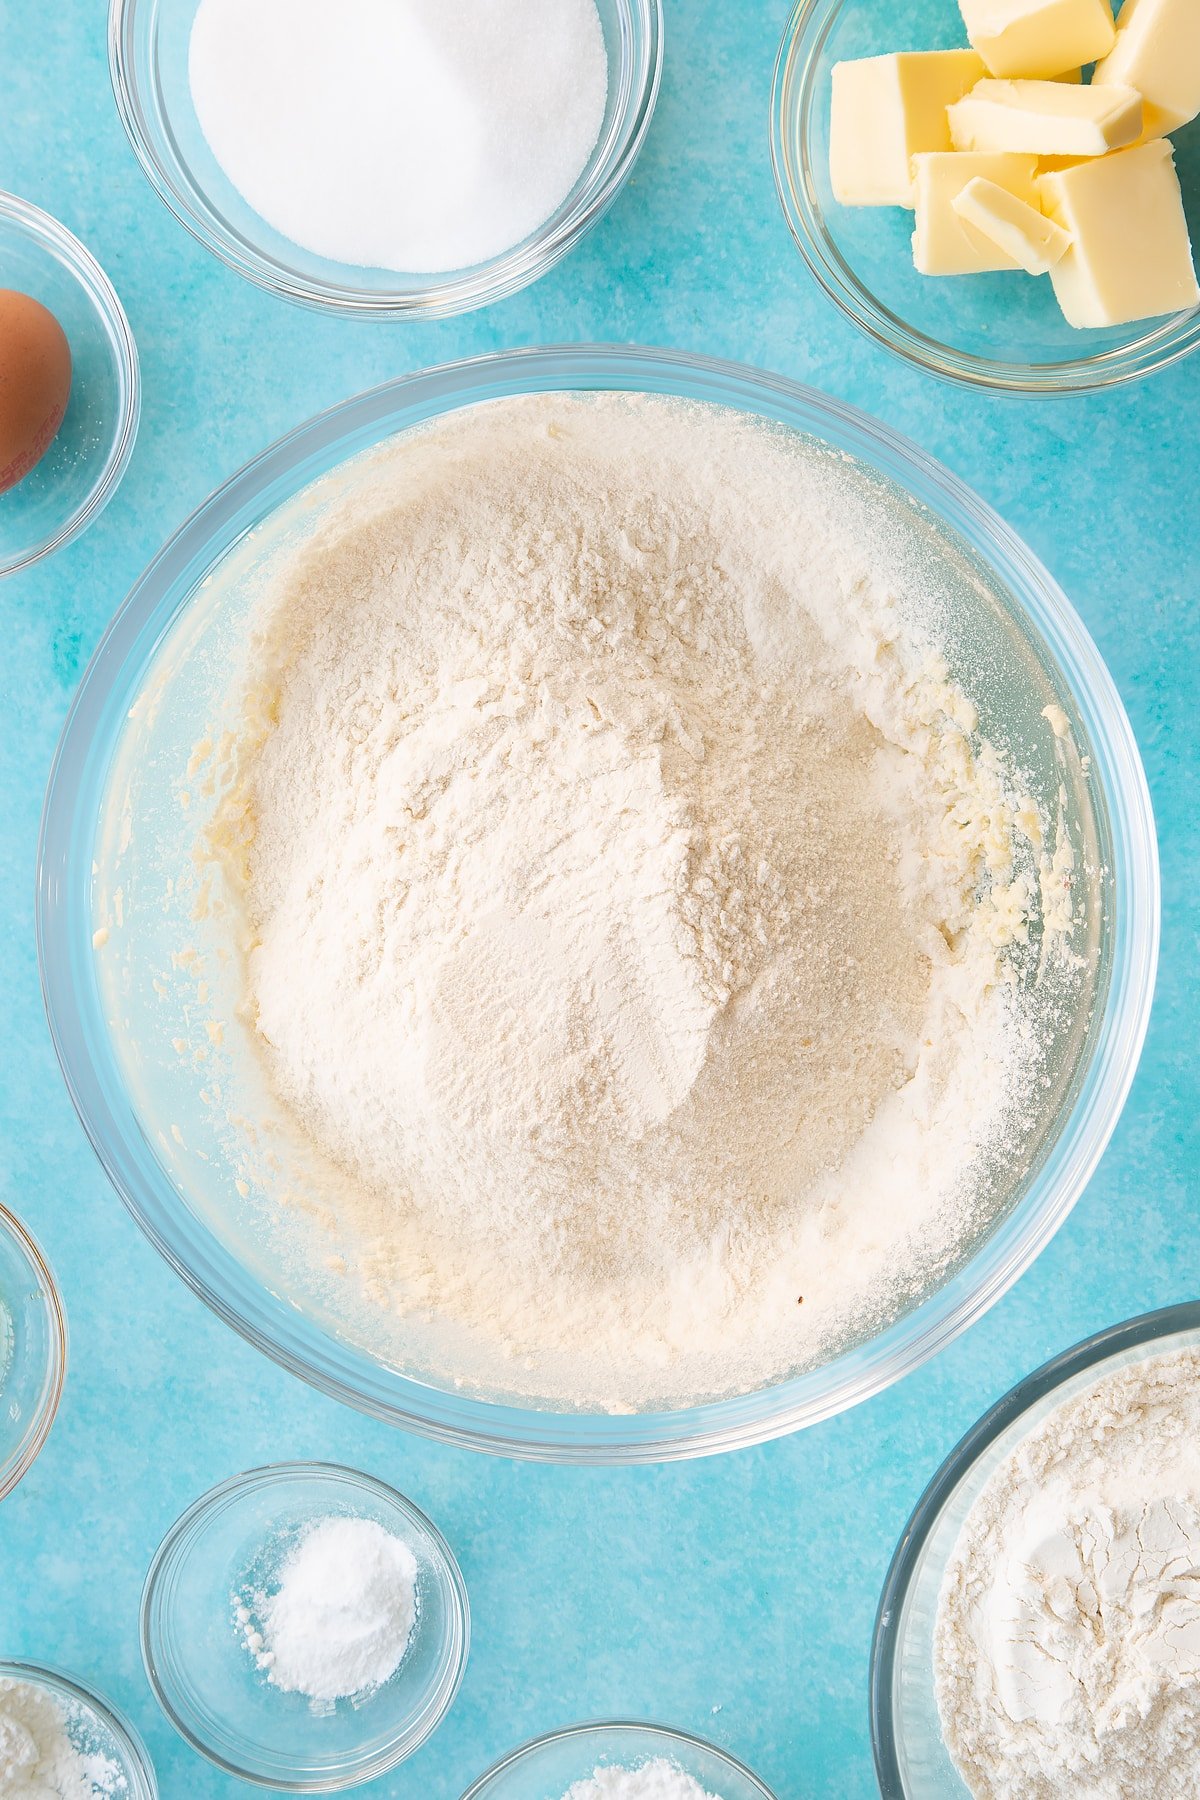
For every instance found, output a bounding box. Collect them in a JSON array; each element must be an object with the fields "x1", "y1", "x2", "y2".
[{"x1": 0, "y1": 290, "x2": 73, "y2": 494}]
